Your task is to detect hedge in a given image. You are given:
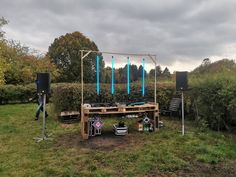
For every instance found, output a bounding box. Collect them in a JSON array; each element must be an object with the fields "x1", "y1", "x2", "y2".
[
  {"x1": 51, "y1": 76, "x2": 236, "y2": 130},
  {"x1": 0, "y1": 84, "x2": 36, "y2": 104},
  {"x1": 51, "y1": 83, "x2": 175, "y2": 113},
  {"x1": 1, "y1": 76, "x2": 235, "y2": 131},
  {"x1": 0, "y1": 83, "x2": 62, "y2": 104},
  {"x1": 190, "y1": 73, "x2": 236, "y2": 130}
]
